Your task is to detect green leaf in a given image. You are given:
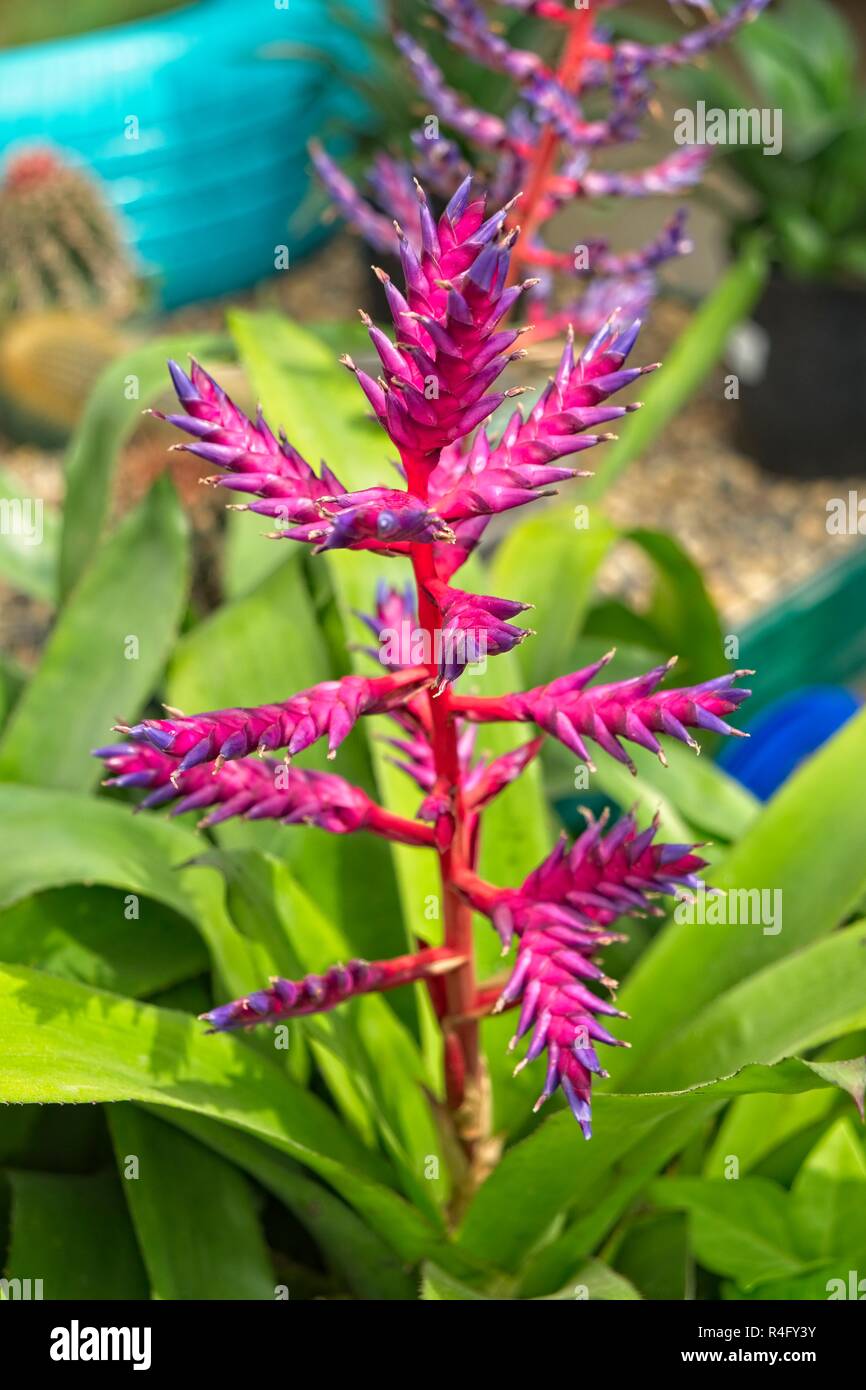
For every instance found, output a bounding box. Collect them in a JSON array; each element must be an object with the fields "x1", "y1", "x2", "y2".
[
  {"x1": 197, "y1": 848, "x2": 447, "y2": 1216},
  {"x1": 420, "y1": 1262, "x2": 490, "y2": 1300},
  {"x1": 0, "y1": 652, "x2": 24, "y2": 730},
  {"x1": 739, "y1": 0, "x2": 857, "y2": 118},
  {"x1": 3, "y1": 1170, "x2": 148, "y2": 1299},
  {"x1": 0, "y1": 467, "x2": 58, "y2": 603},
  {"x1": 790, "y1": 1117, "x2": 866, "y2": 1263},
  {"x1": 614, "y1": 705, "x2": 866, "y2": 1083},
  {"x1": 0, "y1": 1103, "x2": 103, "y2": 1172},
  {"x1": 528, "y1": 1053, "x2": 866, "y2": 1296},
  {"x1": 59, "y1": 333, "x2": 227, "y2": 598},
  {"x1": 0, "y1": 479, "x2": 188, "y2": 791},
  {"x1": 621, "y1": 528, "x2": 725, "y2": 685},
  {"x1": 0, "y1": 962, "x2": 454, "y2": 1267},
  {"x1": 457, "y1": 1056, "x2": 859, "y2": 1274},
  {"x1": 489, "y1": 505, "x2": 617, "y2": 686},
  {"x1": 612, "y1": 1212, "x2": 692, "y2": 1301},
  {"x1": 703, "y1": 1087, "x2": 839, "y2": 1181},
  {"x1": 627, "y1": 922, "x2": 866, "y2": 1093},
  {"x1": 584, "y1": 237, "x2": 769, "y2": 502},
  {"x1": 153, "y1": 1106, "x2": 415, "y2": 1300},
  {"x1": 801, "y1": 1056, "x2": 866, "y2": 1120},
  {"x1": 650, "y1": 1177, "x2": 806, "y2": 1290},
  {"x1": 835, "y1": 234, "x2": 866, "y2": 281},
  {"x1": 732, "y1": 1264, "x2": 857, "y2": 1300},
  {"x1": 0, "y1": 885, "x2": 207, "y2": 998},
  {"x1": 511, "y1": 1108, "x2": 735, "y2": 1299},
  {"x1": 0, "y1": 786, "x2": 200, "y2": 921},
  {"x1": 168, "y1": 554, "x2": 331, "y2": 712},
  {"x1": 772, "y1": 206, "x2": 832, "y2": 278},
  {"x1": 541, "y1": 1258, "x2": 642, "y2": 1301},
  {"x1": 595, "y1": 739, "x2": 758, "y2": 846},
  {"x1": 107, "y1": 1105, "x2": 275, "y2": 1299}
]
